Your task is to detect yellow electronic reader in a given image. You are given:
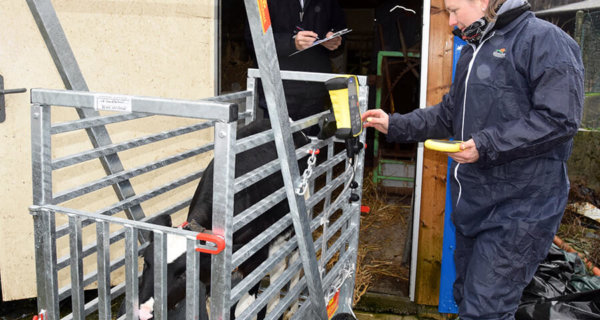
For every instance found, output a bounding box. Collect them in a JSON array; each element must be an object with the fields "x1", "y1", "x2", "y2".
[
  {"x1": 424, "y1": 139, "x2": 463, "y2": 153},
  {"x1": 324, "y1": 75, "x2": 362, "y2": 139}
]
